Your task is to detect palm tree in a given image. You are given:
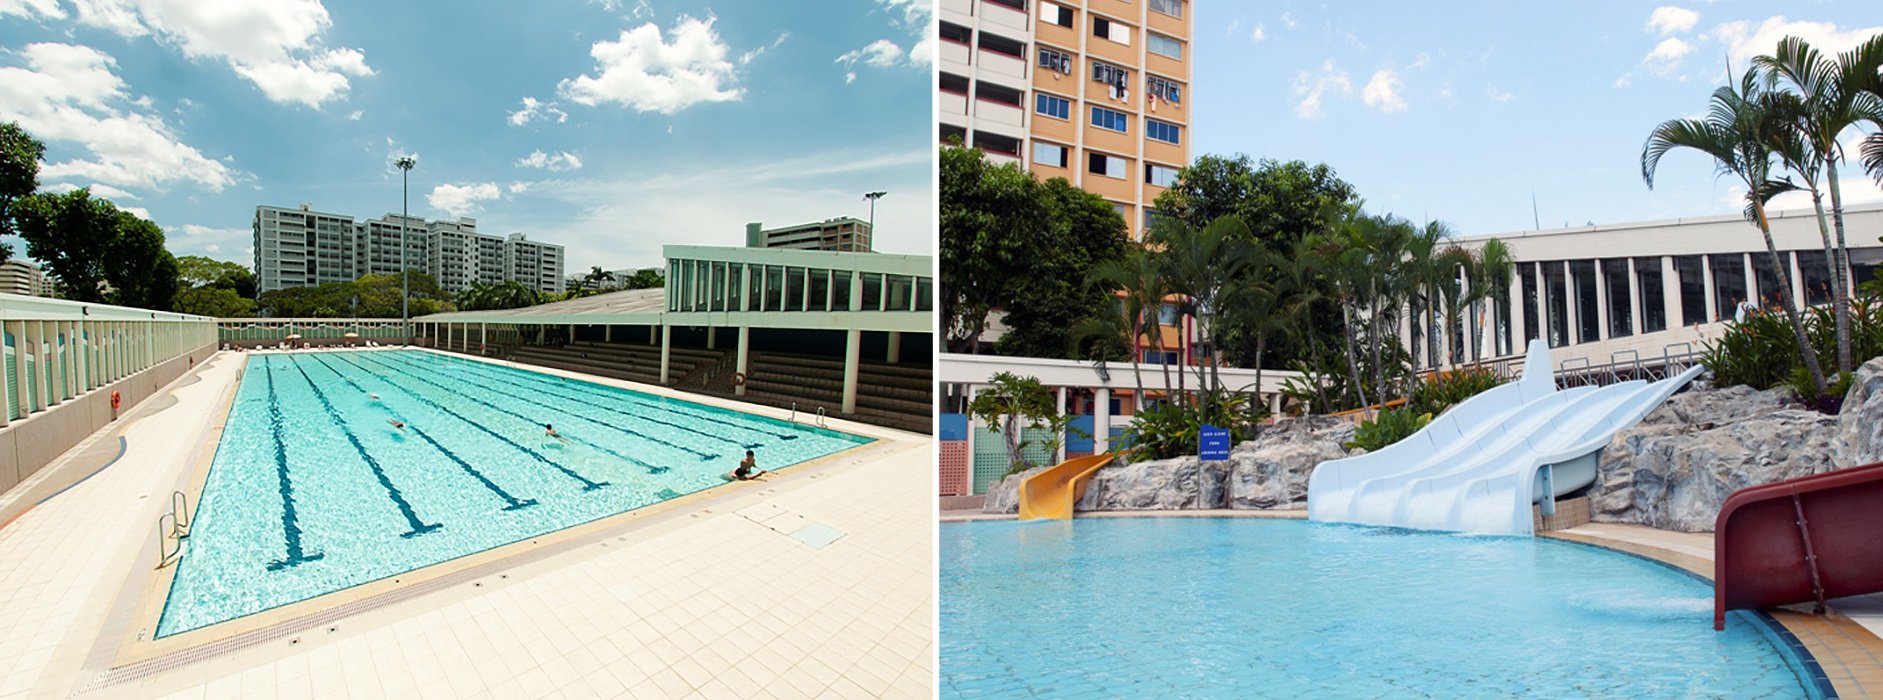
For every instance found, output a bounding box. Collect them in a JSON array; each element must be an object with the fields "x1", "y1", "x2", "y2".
[
  {"x1": 1149, "y1": 215, "x2": 1255, "y2": 415},
  {"x1": 1084, "y1": 248, "x2": 1167, "y2": 411},
  {"x1": 1755, "y1": 35, "x2": 1883, "y2": 372},
  {"x1": 580, "y1": 265, "x2": 616, "y2": 291},
  {"x1": 1472, "y1": 238, "x2": 1517, "y2": 362},
  {"x1": 1311, "y1": 201, "x2": 1380, "y2": 417},
  {"x1": 1643, "y1": 63, "x2": 1829, "y2": 396}
]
